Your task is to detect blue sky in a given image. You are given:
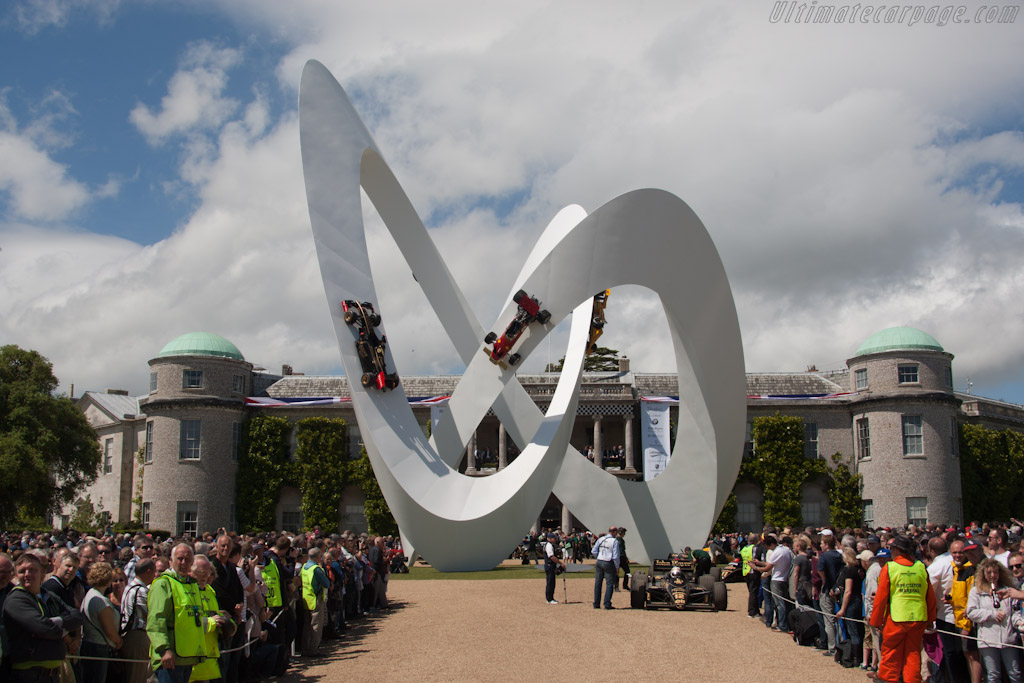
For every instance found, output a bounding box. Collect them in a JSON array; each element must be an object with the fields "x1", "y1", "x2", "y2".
[{"x1": 1, "y1": 0, "x2": 1023, "y2": 405}]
